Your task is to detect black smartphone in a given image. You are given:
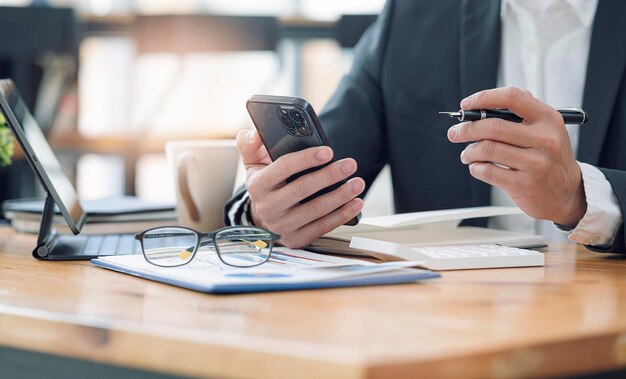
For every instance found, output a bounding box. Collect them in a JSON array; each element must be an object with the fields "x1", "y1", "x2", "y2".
[{"x1": 246, "y1": 94, "x2": 361, "y2": 226}]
